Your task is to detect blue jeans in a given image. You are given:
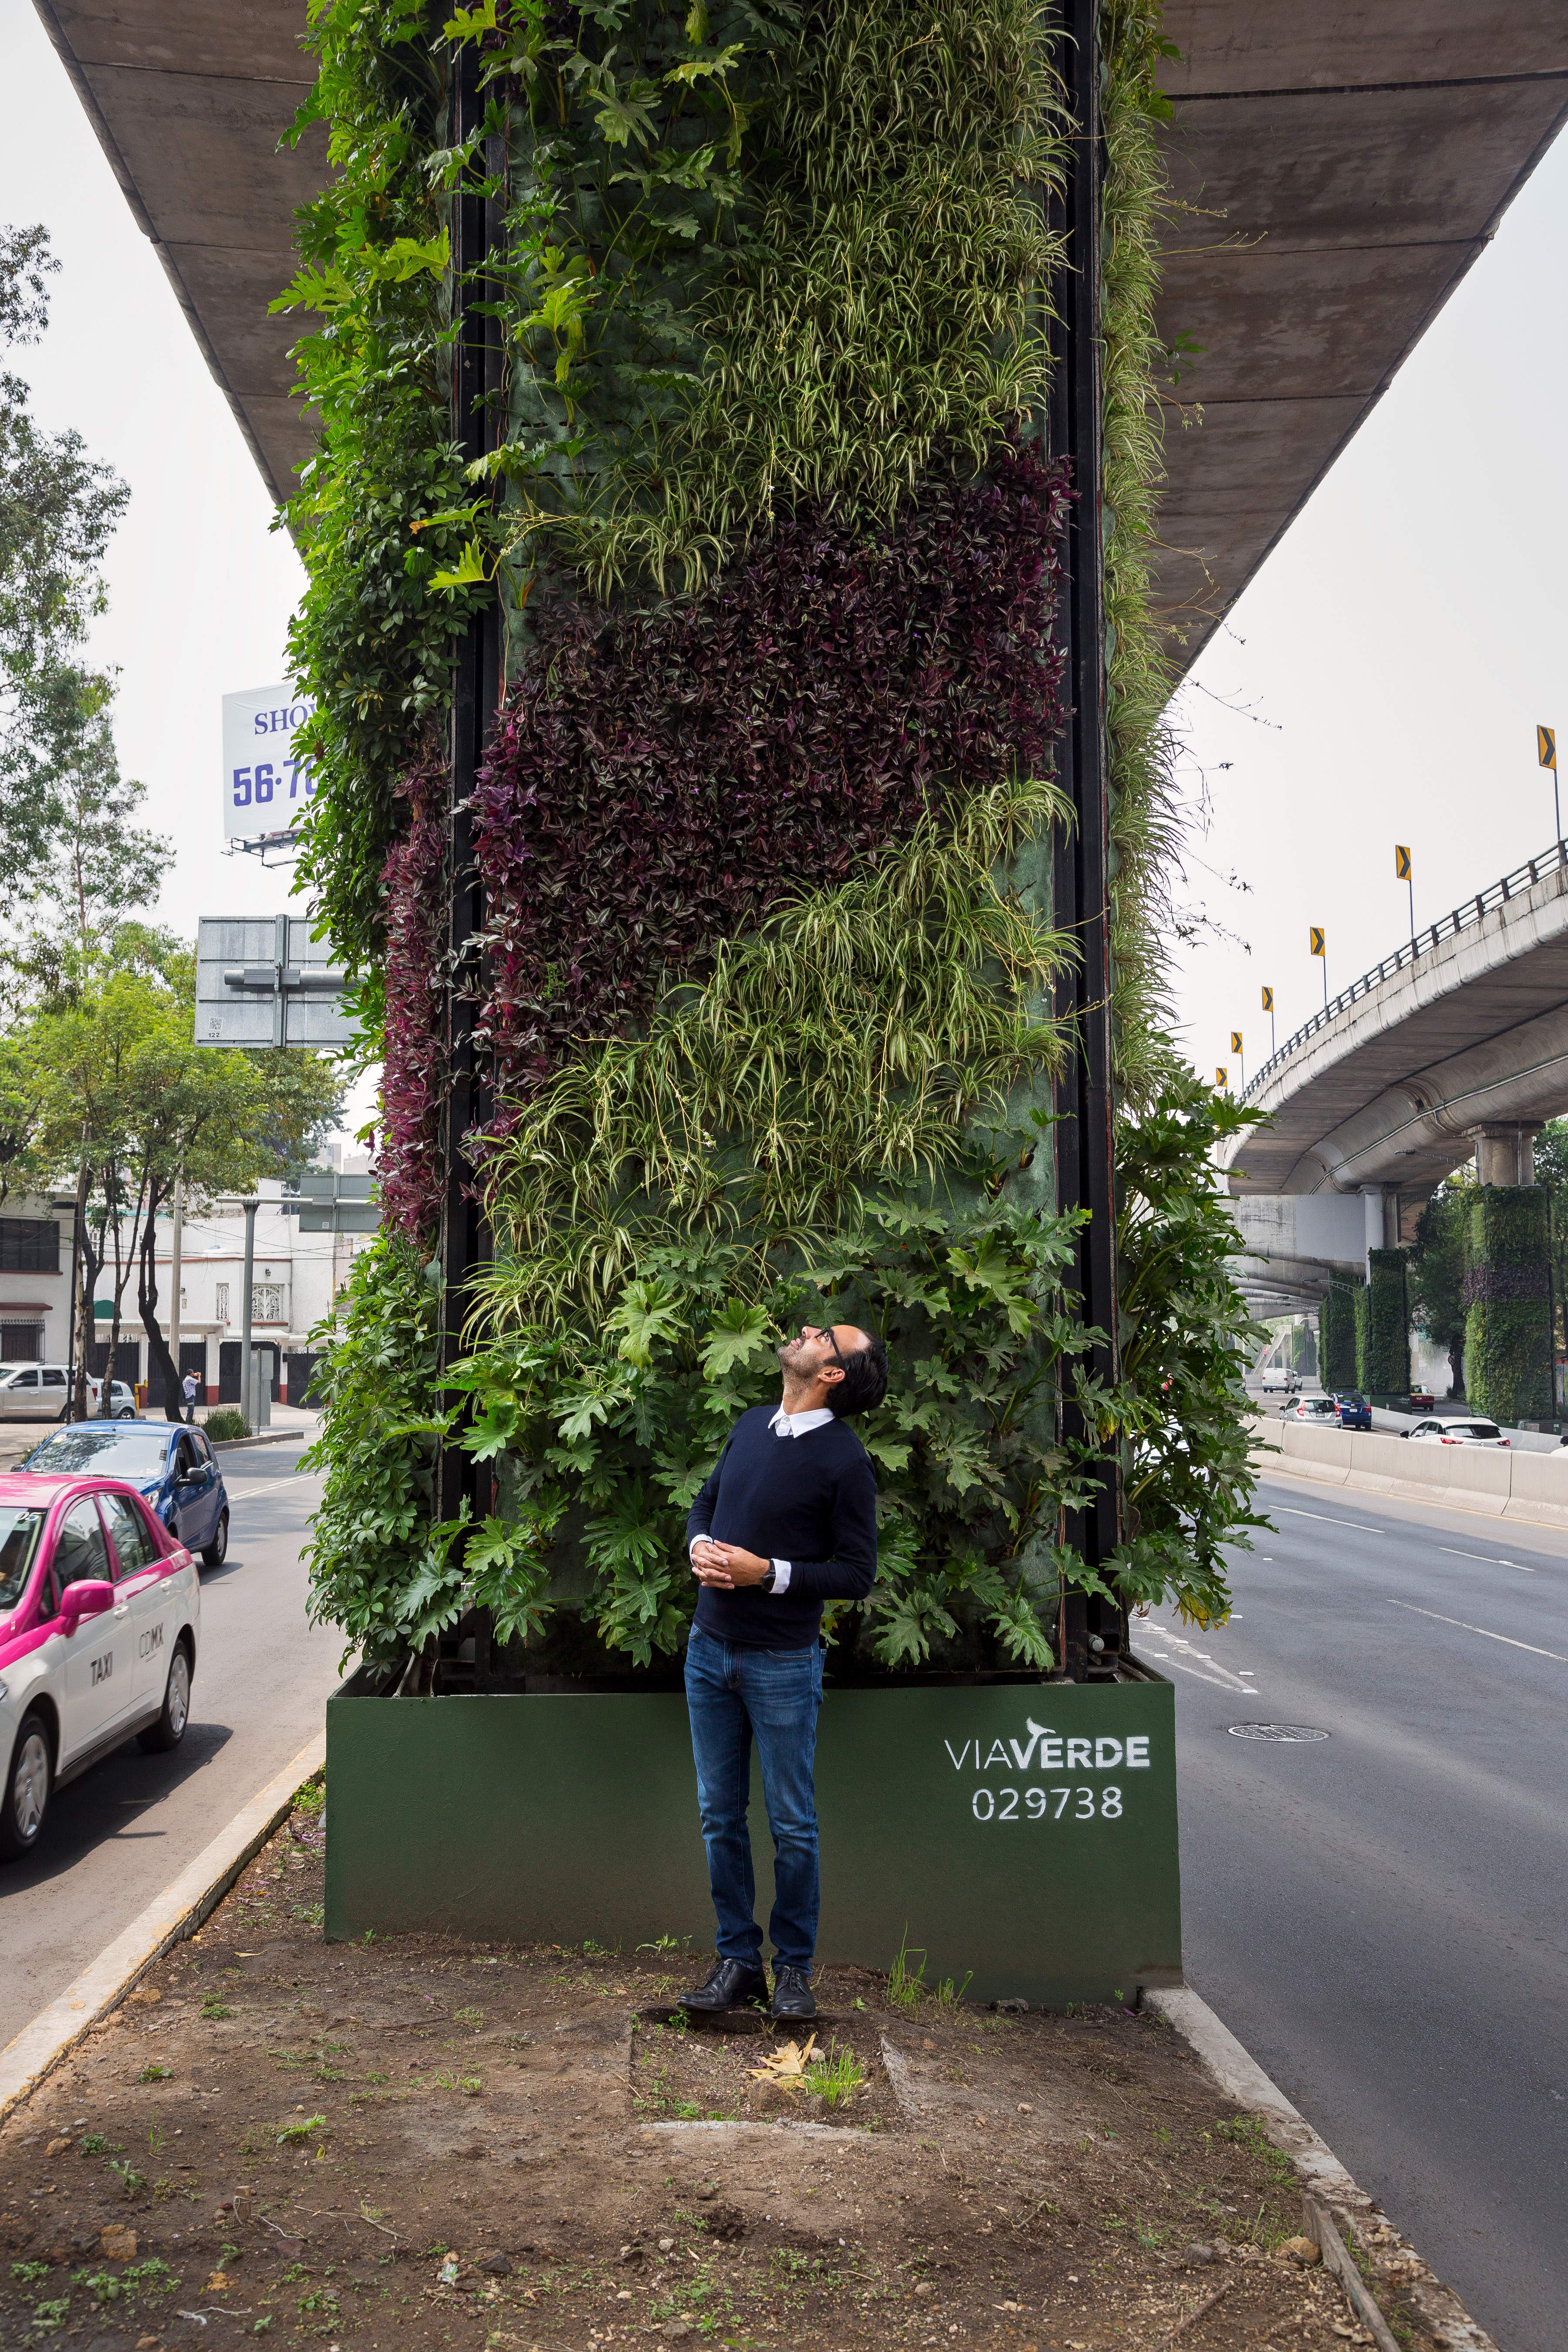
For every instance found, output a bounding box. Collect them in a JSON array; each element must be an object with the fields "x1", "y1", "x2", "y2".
[{"x1": 684, "y1": 1628, "x2": 824, "y2": 1974}]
